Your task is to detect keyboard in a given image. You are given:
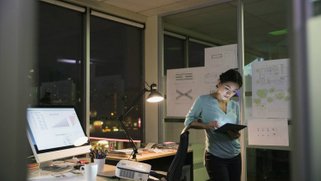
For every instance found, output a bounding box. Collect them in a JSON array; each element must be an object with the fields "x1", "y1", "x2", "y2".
[{"x1": 41, "y1": 165, "x2": 73, "y2": 173}]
